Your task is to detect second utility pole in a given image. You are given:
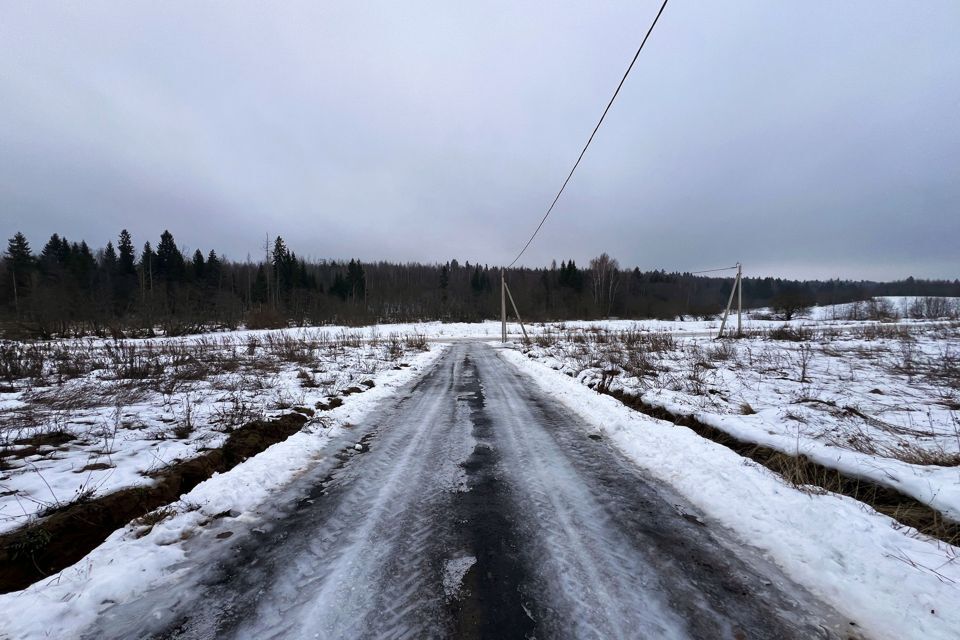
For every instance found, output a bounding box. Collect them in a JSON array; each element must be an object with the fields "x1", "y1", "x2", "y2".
[{"x1": 501, "y1": 268, "x2": 507, "y2": 343}]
